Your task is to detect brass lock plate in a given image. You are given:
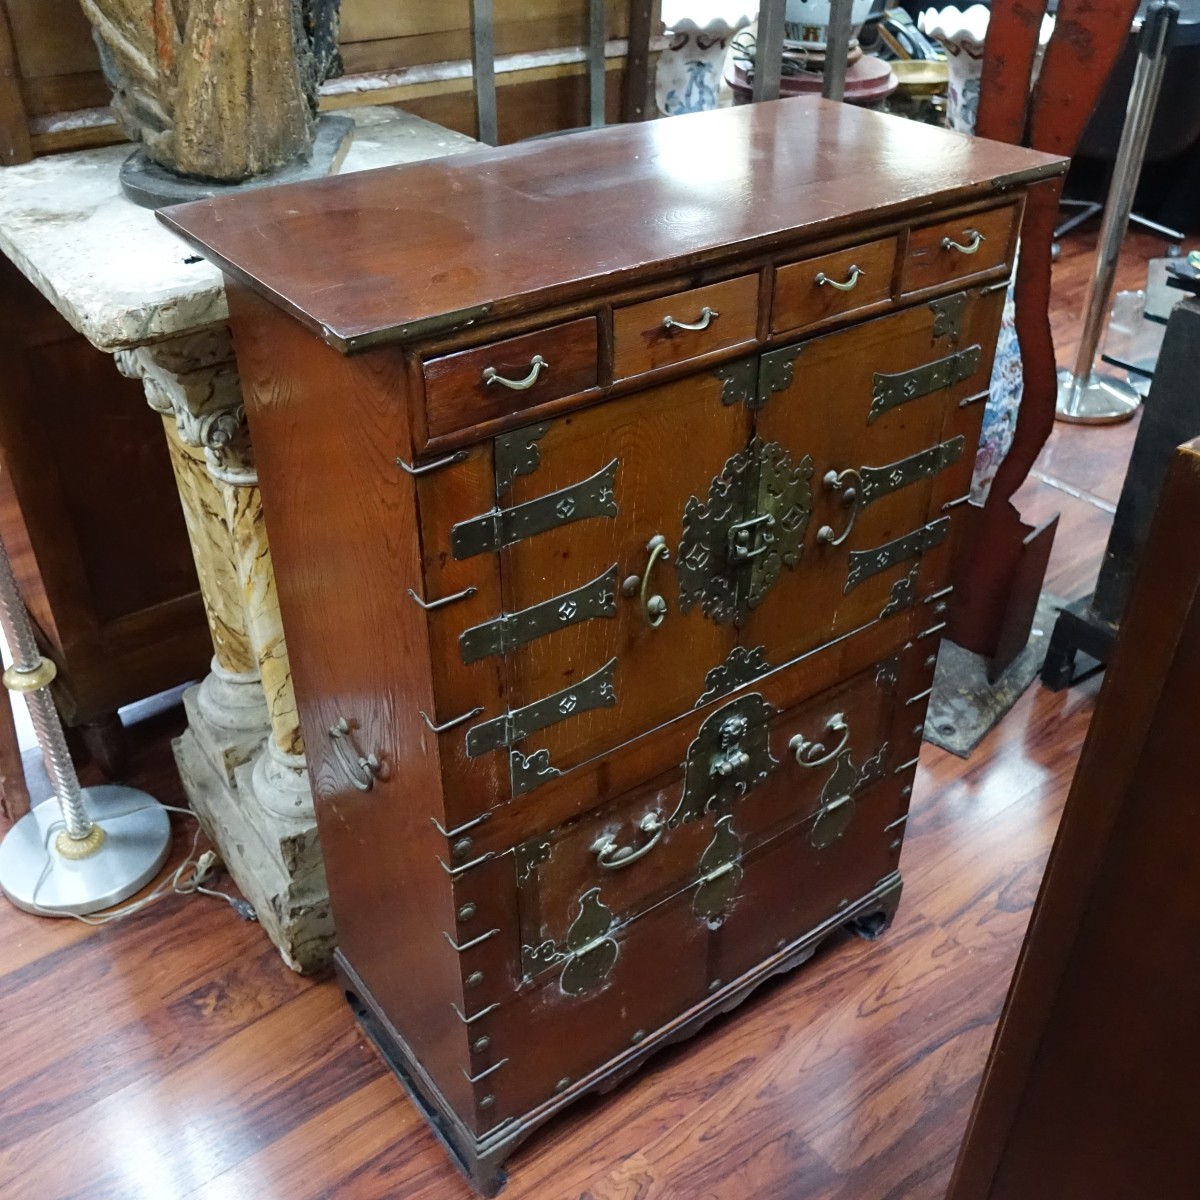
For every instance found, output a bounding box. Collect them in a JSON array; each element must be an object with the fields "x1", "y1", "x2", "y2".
[
  {"x1": 693, "y1": 814, "x2": 744, "y2": 919},
  {"x1": 671, "y1": 692, "x2": 777, "y2": 827},
  {"x1": 677, "y1": 438, "x2": 813, "y2": 626}
]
